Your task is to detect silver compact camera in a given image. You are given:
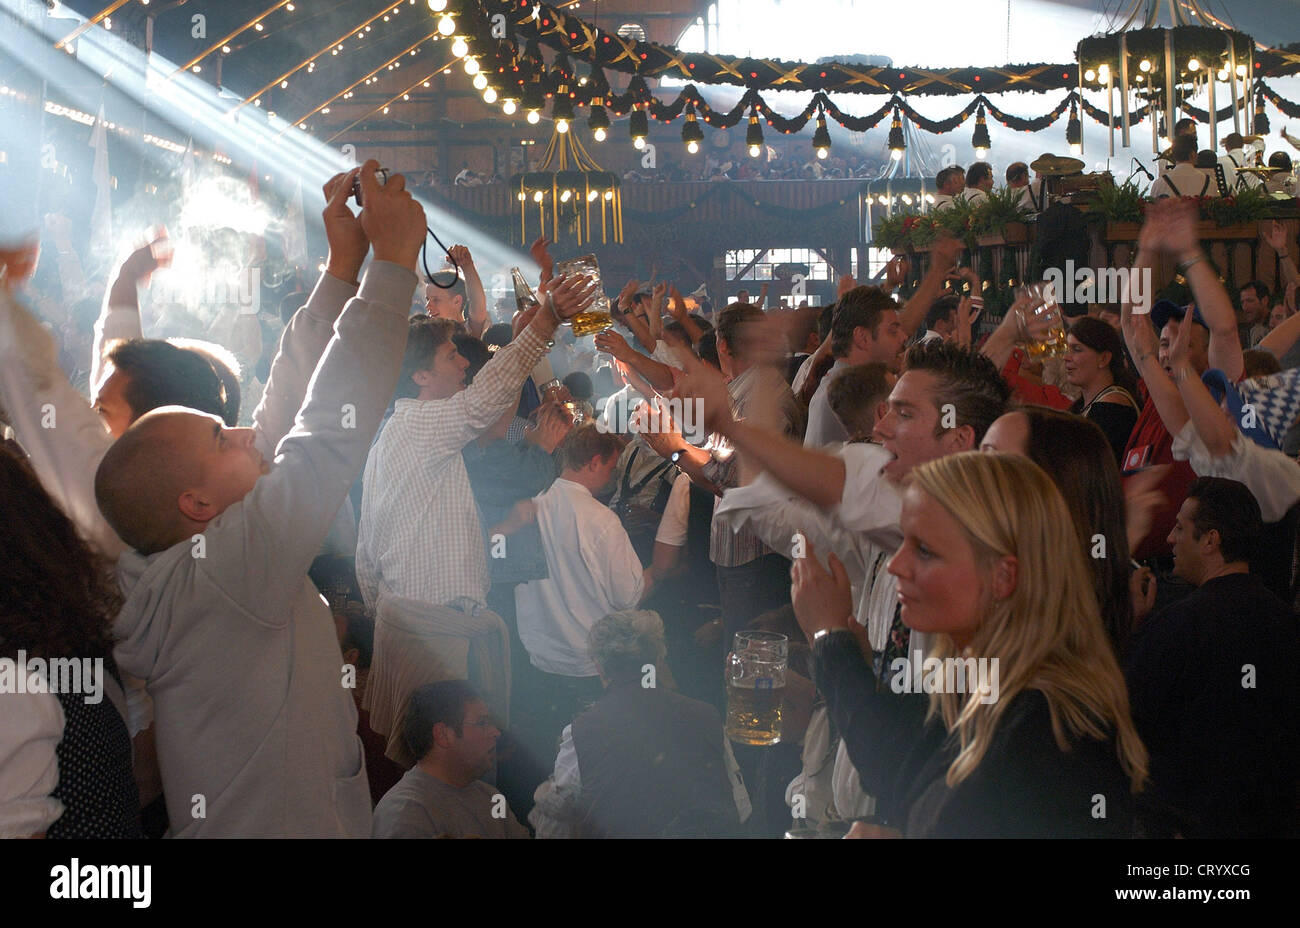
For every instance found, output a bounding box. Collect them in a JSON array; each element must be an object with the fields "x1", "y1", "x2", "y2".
[{"x1": 351, "y1": 167, "x2": 389, "y2": 206}]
